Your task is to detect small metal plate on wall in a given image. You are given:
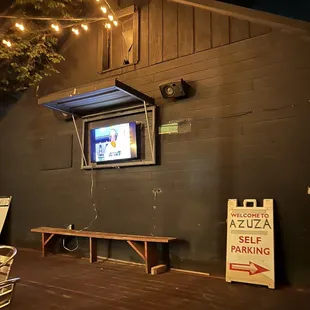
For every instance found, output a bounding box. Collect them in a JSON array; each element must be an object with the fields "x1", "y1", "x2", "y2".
[{"x1": 158, "y1": 119, "x2": 191, "y2": 135}]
